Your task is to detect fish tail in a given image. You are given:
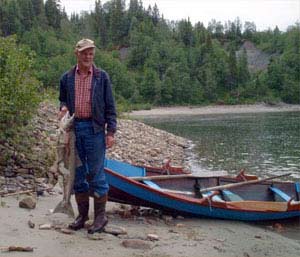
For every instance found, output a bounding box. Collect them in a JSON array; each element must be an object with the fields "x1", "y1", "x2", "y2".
[{"x1": 53, "y1": 200, "x2": 75, "y2": 218}]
